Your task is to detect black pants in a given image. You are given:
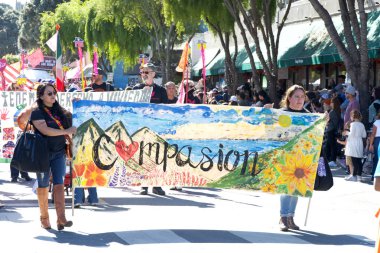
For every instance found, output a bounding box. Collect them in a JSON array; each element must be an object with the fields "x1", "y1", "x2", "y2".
[
  {"x1": 10, "y1": 166, "x2": 29, "y2": 179},
  {"x1": 351, "y1": 157, "x2": 363, "y2": 176},
  {"x1": 323, "y1": 131, "x2": 338, "y2": 162}
]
